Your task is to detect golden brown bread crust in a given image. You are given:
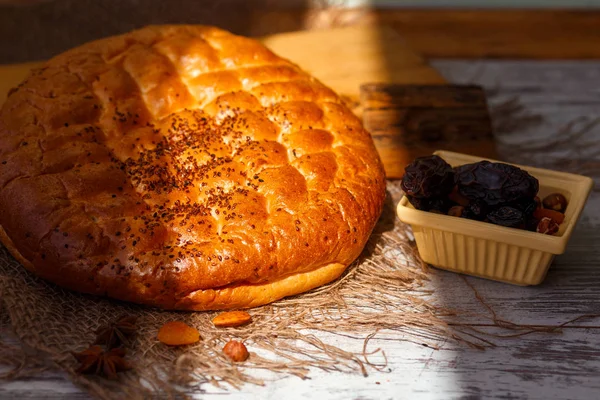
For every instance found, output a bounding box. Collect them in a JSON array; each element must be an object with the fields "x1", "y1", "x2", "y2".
[{"x1": 0, "y1": 25, "x2": 386, "y2": 310}]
